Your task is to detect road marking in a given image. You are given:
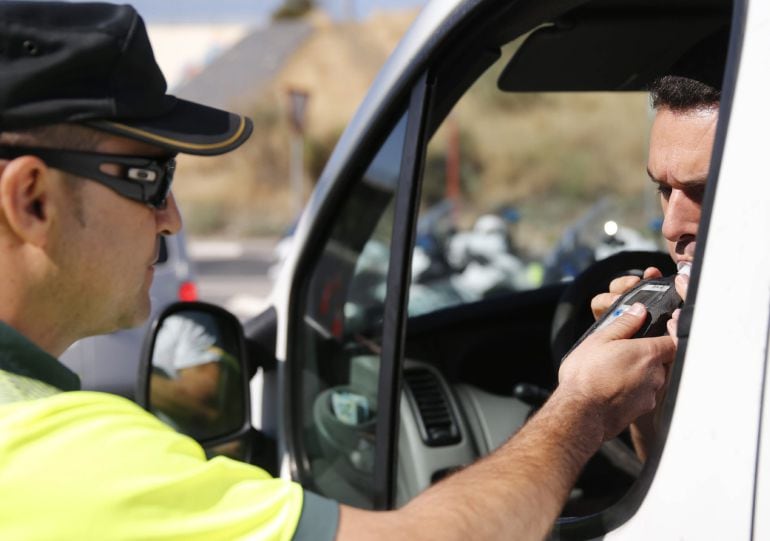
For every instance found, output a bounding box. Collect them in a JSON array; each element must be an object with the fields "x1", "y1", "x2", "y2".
[
  {"x1": 188, "y1": 240, "x2": 245, "y2": 260},
  {"x1": 226, "y1": 294, "x2": 271, "y2": 321}
]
